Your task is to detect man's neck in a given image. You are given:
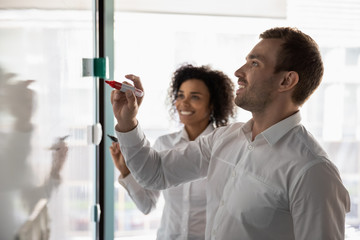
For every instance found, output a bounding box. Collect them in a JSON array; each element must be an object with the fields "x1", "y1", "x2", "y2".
[{"x1": 251, "y1": 106, "x2": 299, "y2": 141}]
